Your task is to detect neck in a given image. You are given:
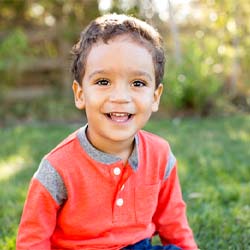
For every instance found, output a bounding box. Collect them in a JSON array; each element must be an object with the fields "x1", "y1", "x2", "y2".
[{"x1": 86, "y1": 129, "x2": 135, "y2": 164}]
